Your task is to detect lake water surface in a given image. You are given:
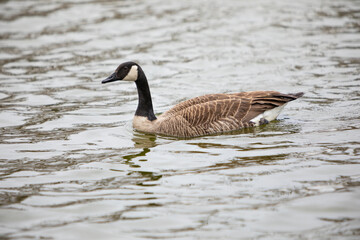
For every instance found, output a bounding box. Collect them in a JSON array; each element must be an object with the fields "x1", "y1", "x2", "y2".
[{"x1": 1, "y1": 0, "x2": 360, "y2": 239}]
